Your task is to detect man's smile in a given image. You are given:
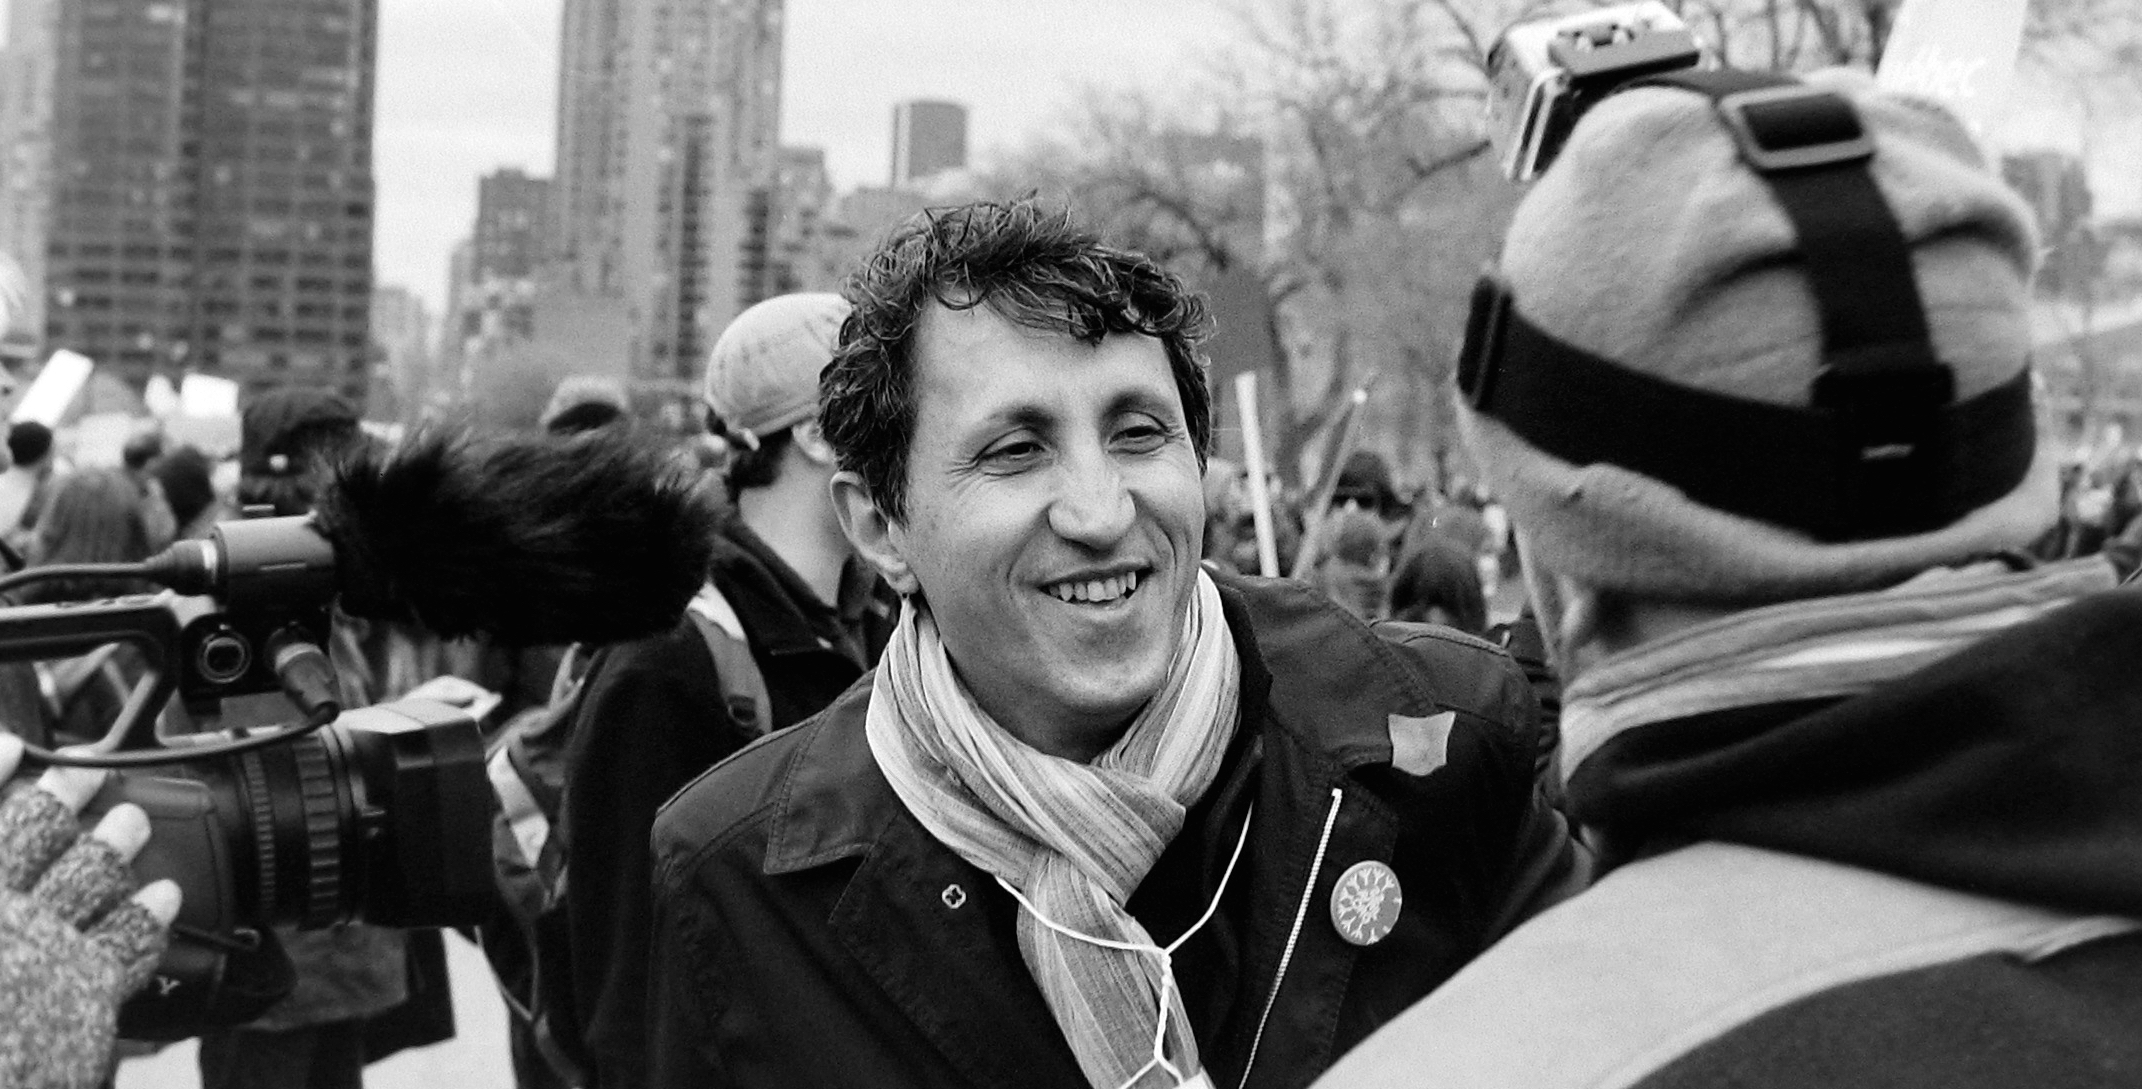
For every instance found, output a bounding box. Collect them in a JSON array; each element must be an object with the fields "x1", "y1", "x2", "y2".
[{"x1": 1041, "y1": 567, "x2": 1146, "y2": 606}]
